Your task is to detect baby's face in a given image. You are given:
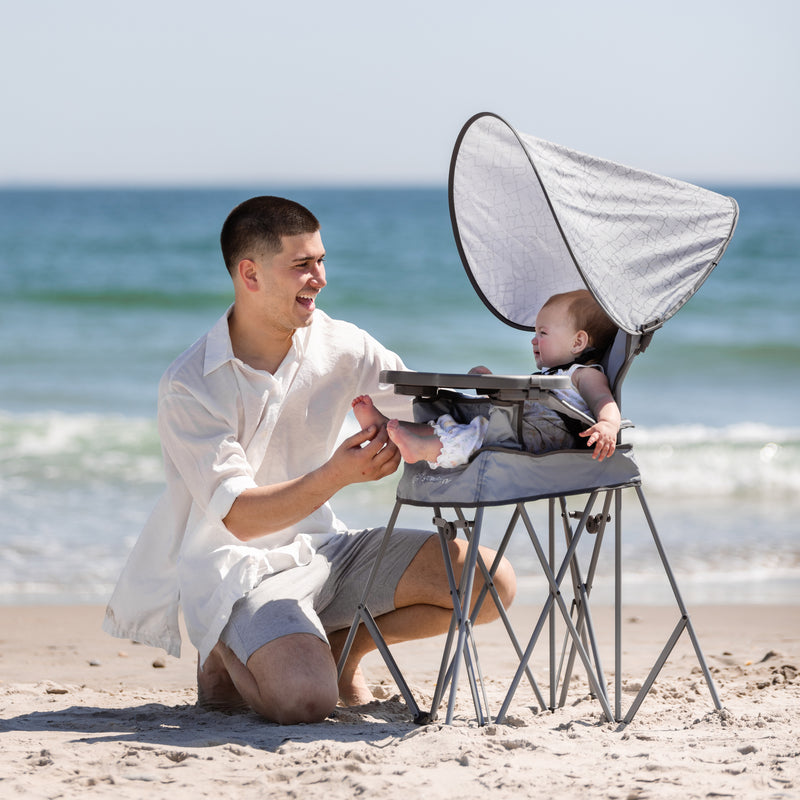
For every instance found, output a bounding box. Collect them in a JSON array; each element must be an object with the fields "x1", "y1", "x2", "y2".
[{"x1": 531, "y1": 302, "x2": 581, "y2": 370}]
